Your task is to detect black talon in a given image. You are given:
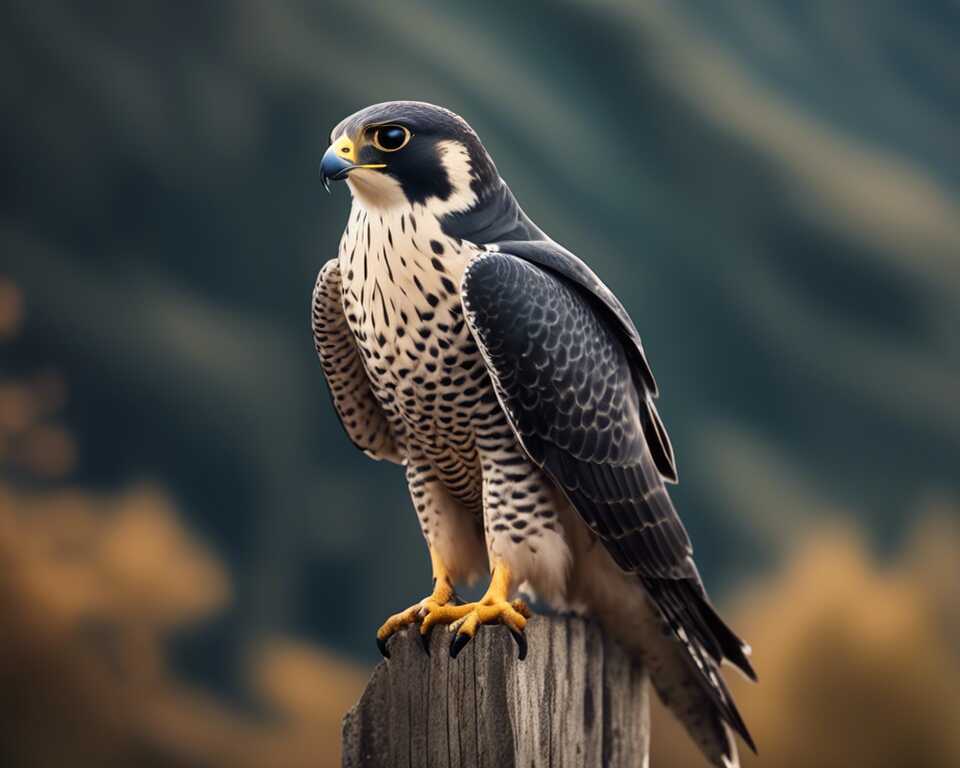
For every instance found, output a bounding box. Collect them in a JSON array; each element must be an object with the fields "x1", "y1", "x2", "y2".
[
  {"x1": 509, "y1": 627, "x2": 528, "y2": 661},
  {"x1": 450, "y1": 631, "x2": 472, "y2": 659},
  {"x1": 377, "y1": 635, "x2": 391, "y2": 659},
  {"x1": 420, "y1": 627, "x2": 432, "y2": 655}
]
